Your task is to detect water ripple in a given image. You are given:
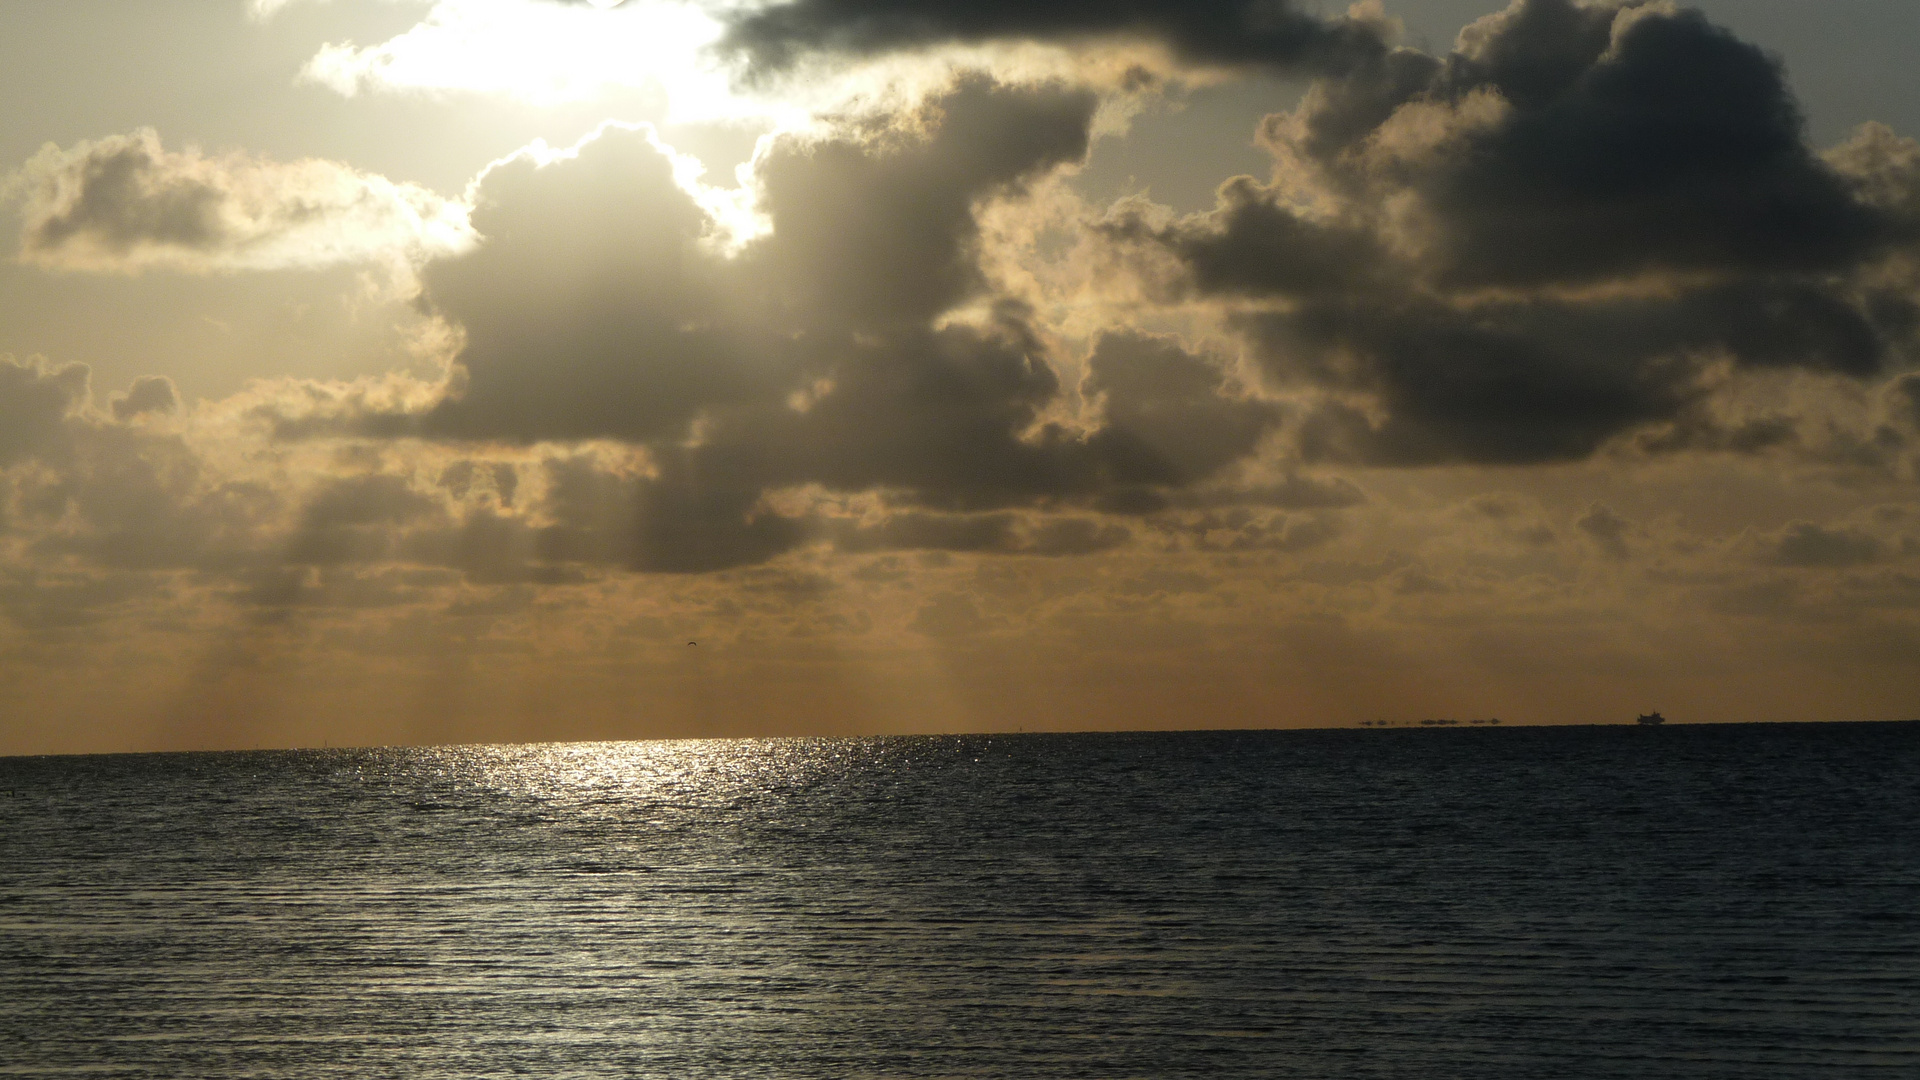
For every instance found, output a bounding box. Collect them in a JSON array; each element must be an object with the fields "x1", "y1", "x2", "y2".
[{"x1": 3, "y1": 724, "x2": 1918, "y2": 1078}]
